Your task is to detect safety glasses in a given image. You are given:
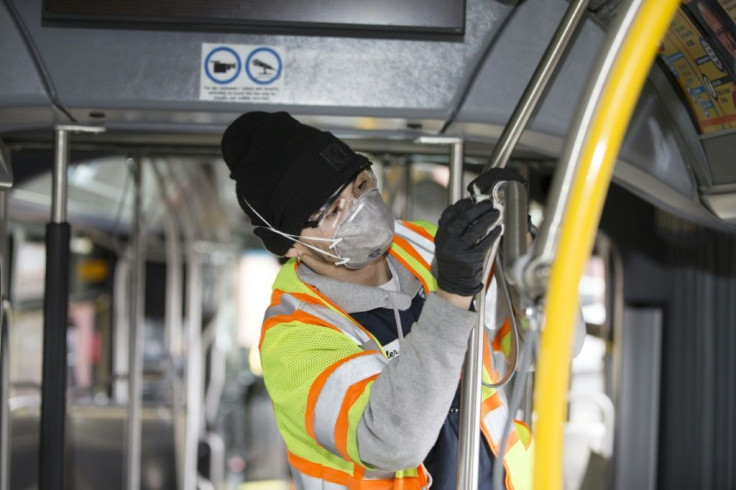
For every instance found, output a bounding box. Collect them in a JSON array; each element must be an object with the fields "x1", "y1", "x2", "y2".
[{"x1": 303, "y1": 165, "x2": 377, "y2": 228}]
